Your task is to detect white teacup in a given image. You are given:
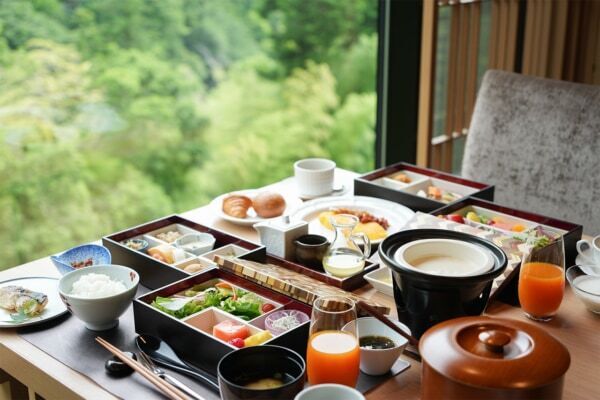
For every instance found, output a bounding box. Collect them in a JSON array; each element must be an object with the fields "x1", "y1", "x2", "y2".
[
  {"x1": 294, "y1": 158, "x2": 335, "y2": 198},
  {"x1": 577, "y1": 235, "x2": 600, "y2": 265},
  {"x1": 294, "y1": 384, "x2": 365, "y2": 400}
]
